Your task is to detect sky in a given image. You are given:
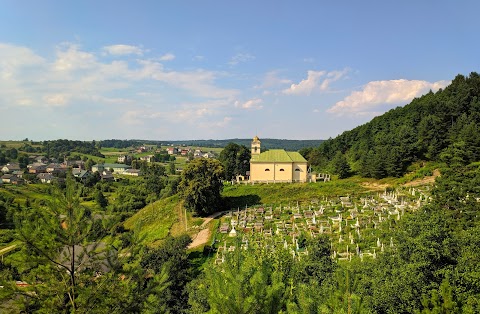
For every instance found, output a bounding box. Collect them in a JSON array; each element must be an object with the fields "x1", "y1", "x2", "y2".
[{"x1": 0, "y1": 1, "x2": 479, "y2": 141}]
